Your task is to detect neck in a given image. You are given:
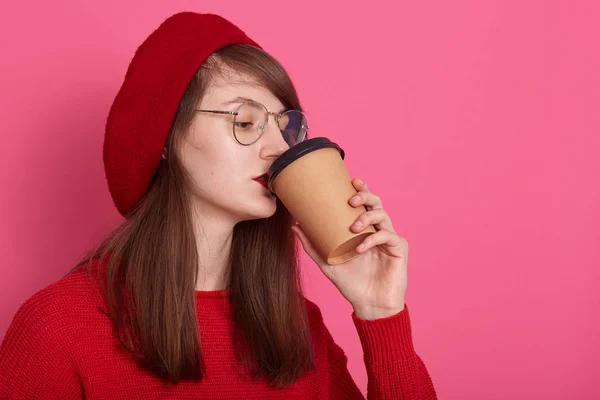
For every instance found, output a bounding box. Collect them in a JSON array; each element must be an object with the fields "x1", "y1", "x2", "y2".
[{"x1": 191, "y1": 205, "x2": 237, "y2": 292}]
